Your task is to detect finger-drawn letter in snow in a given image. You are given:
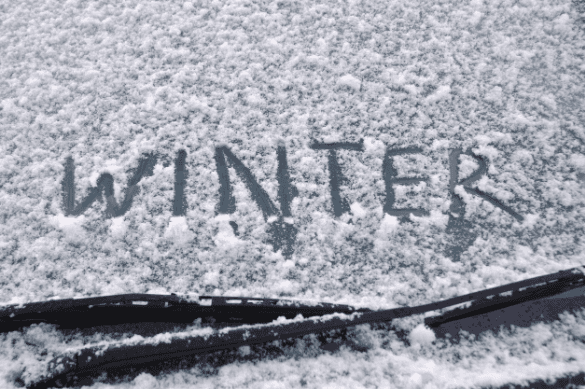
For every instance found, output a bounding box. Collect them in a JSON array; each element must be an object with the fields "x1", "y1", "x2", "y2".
[{"x1": 59, "y1": 142, "x2": 522, "y2": 258}]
